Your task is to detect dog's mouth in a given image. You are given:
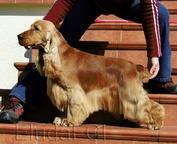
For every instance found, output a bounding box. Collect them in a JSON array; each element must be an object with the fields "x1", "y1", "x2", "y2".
[
  {"x1": 19, "y1": 41, "x2": 41, "y2": 50},
  {"x1": 24, "y1": 44, "x2": 46, "y2": 54},
  {"x1": 21, "y1": 44, "x2": 36, "y2": 50},
  {"x1": 18, "y1": 40, "x2": 34, "y2": 50},
  {"x1": 18, "y1": 38, "x2": 42, "y2": 50},
  {"x1": 18, "y1": 39, "x2": 49, "y2": 53},
  {"x1": 24, "y1": 45, "x2": 32, "y2": 50},
  {"x1": 24, "y1": 44, "x2": 44, "y2": 51}
]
